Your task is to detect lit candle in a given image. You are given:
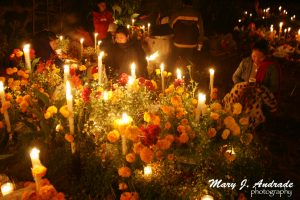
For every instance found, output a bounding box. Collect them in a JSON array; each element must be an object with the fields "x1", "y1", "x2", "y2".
[
  {"x1": 279, "y1": 6, "x2": 282, "y2": 12},
  {"x1": 118, "y1": 113, "x2": 132, "y2": 155},
  {"x1": 131, "y1": 63, "x2": 136, "y2": 80},
  {"x1": 176, "y1": 68, "x2": 182, "y2": 80},
  {"x1": 144, "y1": 165, "x2": 152, "y2": 176},
  {"x1": 30, "y1": 147, "x2": 41, "y2": 167},
  {"x1": 132, "y1": 19, "x2": 135, "y2": 26},
  {"x1": 195, "y1": 93, "x2": 206, "y2": 122},
  {"x1": 103, "y1": 91, "x2": 109, "y2": 101},
  {"x1": 147, "y1": 23, "x2": 151, "y2": 34},
  {"x1": 66, "y1": 81, "x2": 75, "y2": 153},
  {"x1": 297, "y1": 29, "x2": 300, "y2": 42},
  {"x1": 284, "y1": 28, "x2": 287, "y2": 39},
  {"x1": 94, "y1": 33, "x2": 98, "y2": 50},
  {"x1": 160, "y1": 63, "x2": 165, "y2": 92},
  {"x1": 80, "y1": 38, "x2": 84, "y2": 59},
  {"x1": 127, "y1": 24, "x2": 130, "y2": 29},
  {"x1": 97, "y1": 40, "x2": 102, "y2": 53},
  {"x1": 201, "y1": 194, "x2": 214, "y2": 200},
  {"x1": 0, "y1": 81, "x2": 11, "y2": 135},
  {"x1": 244, "y1": 11, "x2": 247, "y2": 15},
  {"x1": 98, "y1": 51, "x2": 104, "y2": 85},
  {"x1": 1, "y1": 182, "x2": 14, "y2": 196},
  {"x1": 23, "y1": 44, "x2": 31, "y2": 71},
  {"x1": 209, "y1": 68, "x2": 215, "y2": 98},
  {"x1": 59, "y1": 35, "x2": 63, "y2": 41},
  {"x1": 141, "y1": 25, "x2": 145, "y2": 32},
  {"x1": 64, "y1": 65, "x2": 70, "y2": 84}
]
